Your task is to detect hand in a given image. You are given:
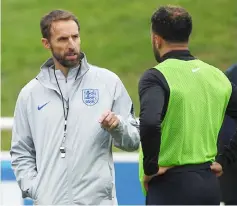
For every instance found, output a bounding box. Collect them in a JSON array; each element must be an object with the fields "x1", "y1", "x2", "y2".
[
  {"x1": 157, "y1": 166, "x2": 172, "y2": 175},
  {"x1": 143, "y1": 166, "x2": 172, "y2": 192},
  {"x1": 210, "y1": 162, "x2": 223, "y2": 177},
  {"x1": 143, "y1": 174, "x2": 157, "y2": 192},
  {"x1": 99, "y1": 110, "x2": 120, "y2": 131}
]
